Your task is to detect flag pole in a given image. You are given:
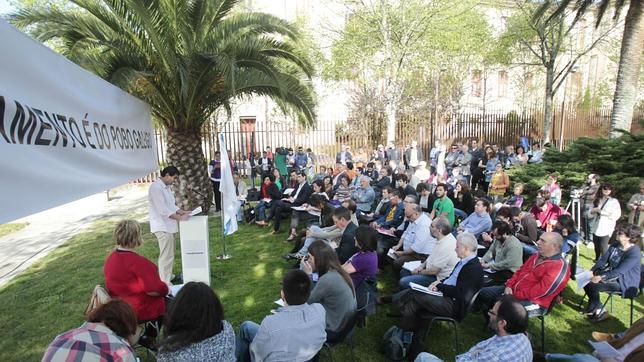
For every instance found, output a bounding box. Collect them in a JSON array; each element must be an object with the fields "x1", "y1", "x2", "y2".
[{"x1": 217, "y1": 205, "x2": 230, "y2": 260}]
